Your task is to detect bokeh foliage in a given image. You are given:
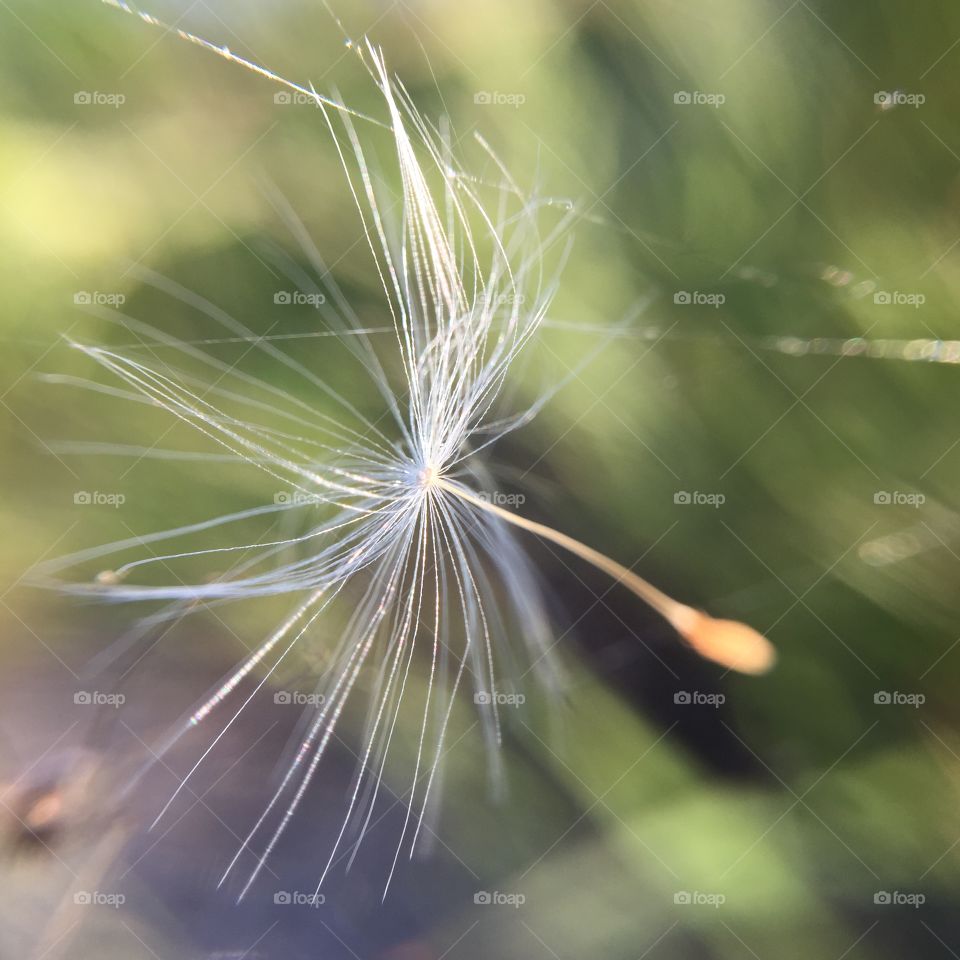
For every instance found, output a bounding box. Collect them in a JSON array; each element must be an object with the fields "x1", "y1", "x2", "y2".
[{"x1": 1, "y1": 1, "x2": 959, "y2": 958}]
